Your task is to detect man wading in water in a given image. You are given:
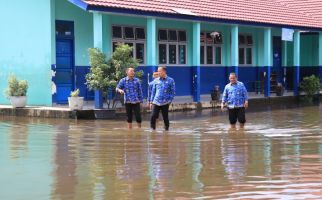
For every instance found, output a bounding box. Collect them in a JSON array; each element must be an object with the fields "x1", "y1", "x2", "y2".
[
  {"x1": 221, "y1": 73, "x2": 249, "y2": 129},
  {"x1": 116, "y1": 68, "x2": 143, "y2": 129}
]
